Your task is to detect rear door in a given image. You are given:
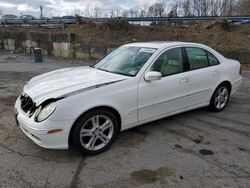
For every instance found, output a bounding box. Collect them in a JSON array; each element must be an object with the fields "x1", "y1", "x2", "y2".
[{"x1": 185, "y1": 47, "x2": 219, "y2": 107}]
